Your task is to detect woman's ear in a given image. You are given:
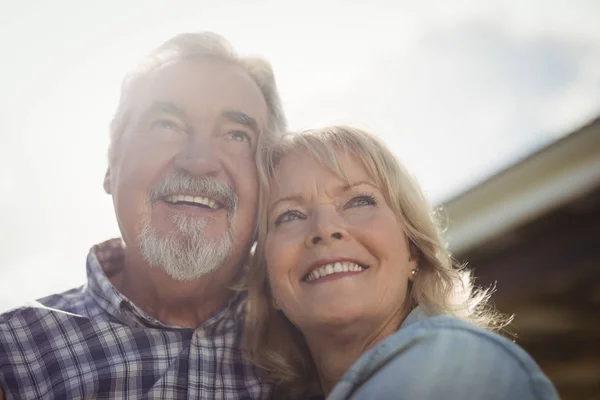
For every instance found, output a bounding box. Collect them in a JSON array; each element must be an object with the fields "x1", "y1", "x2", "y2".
[
  {"x1": 272, "y1": 296, "x2": 281, "y2": 310},
  {"x1": 408, "y1": 242, "x2": 419, "y2": 280}
]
